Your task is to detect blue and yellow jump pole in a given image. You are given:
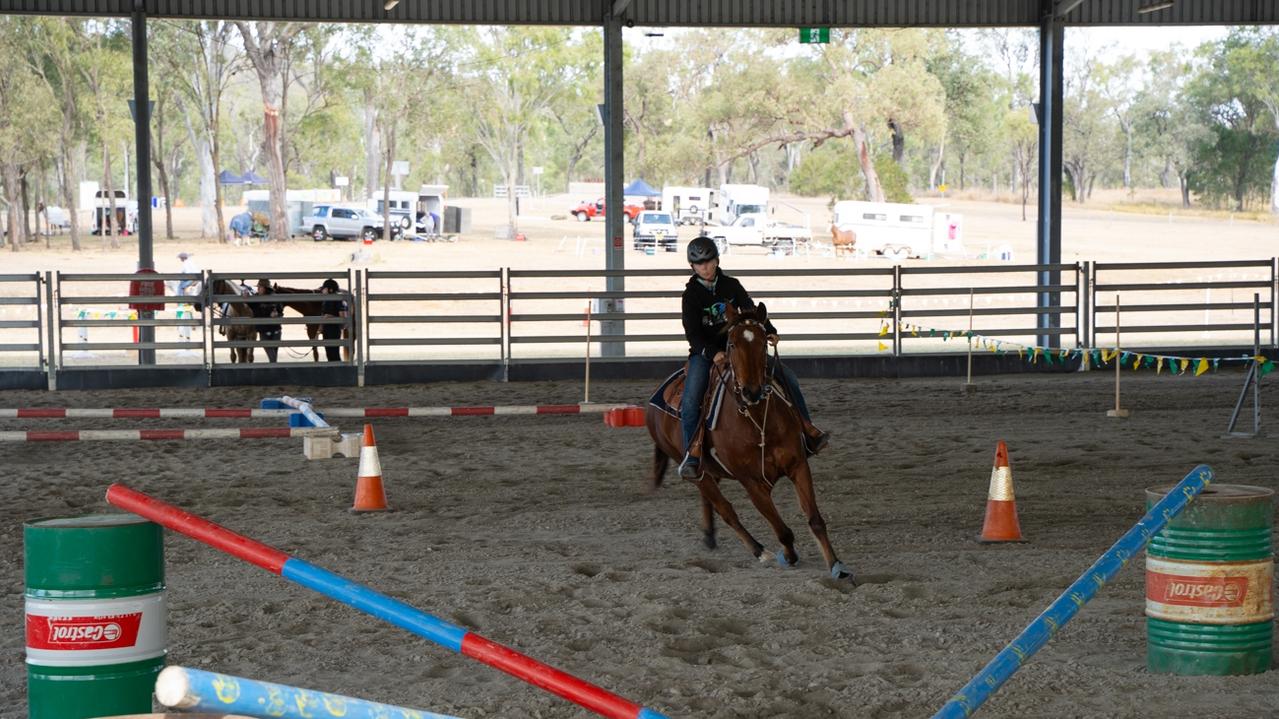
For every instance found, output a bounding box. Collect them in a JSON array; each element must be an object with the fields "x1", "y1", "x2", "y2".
[
  {"x1": 156, "y1": 665, "x2": 460, "y2": 719},
  {"x1": 932, "y1": 464, "x2": 1214, "y2": 719}
]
